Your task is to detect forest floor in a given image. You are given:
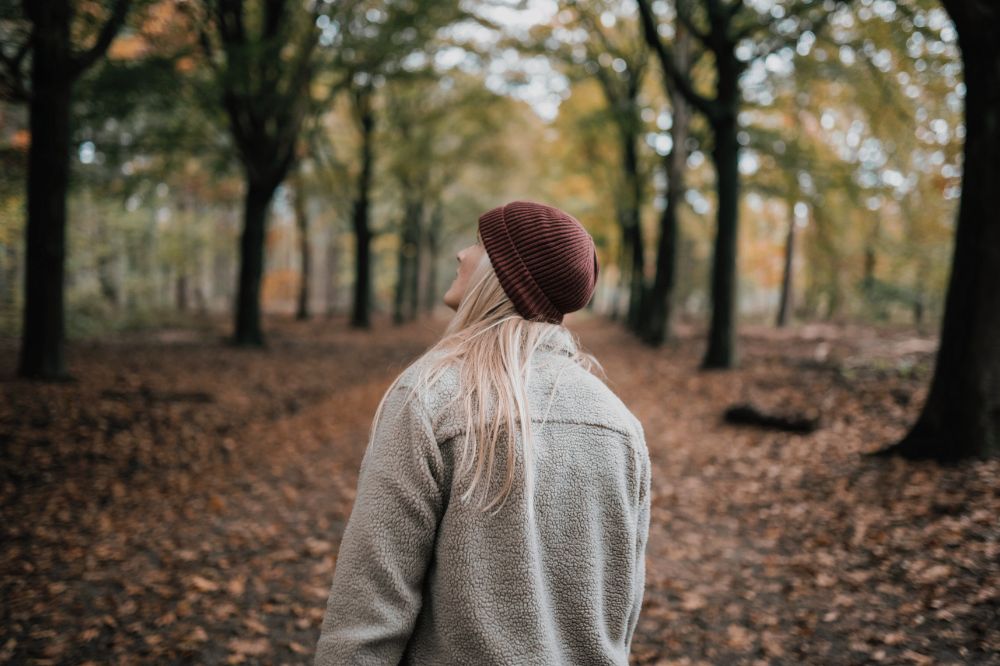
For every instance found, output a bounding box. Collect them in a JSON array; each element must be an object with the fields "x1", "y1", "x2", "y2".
[{"x1": 1, "y1": 312, "x2": 997, "y2": 665}]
